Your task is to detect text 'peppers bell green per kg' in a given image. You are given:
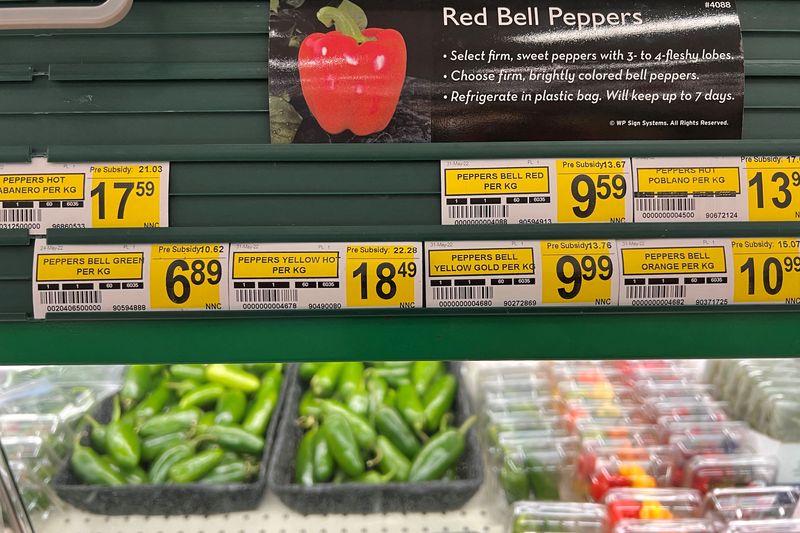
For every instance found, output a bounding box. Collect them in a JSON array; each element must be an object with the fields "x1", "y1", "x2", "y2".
[{"x1": 298, "y1": 0, "x2": 407, "y2": 136}]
